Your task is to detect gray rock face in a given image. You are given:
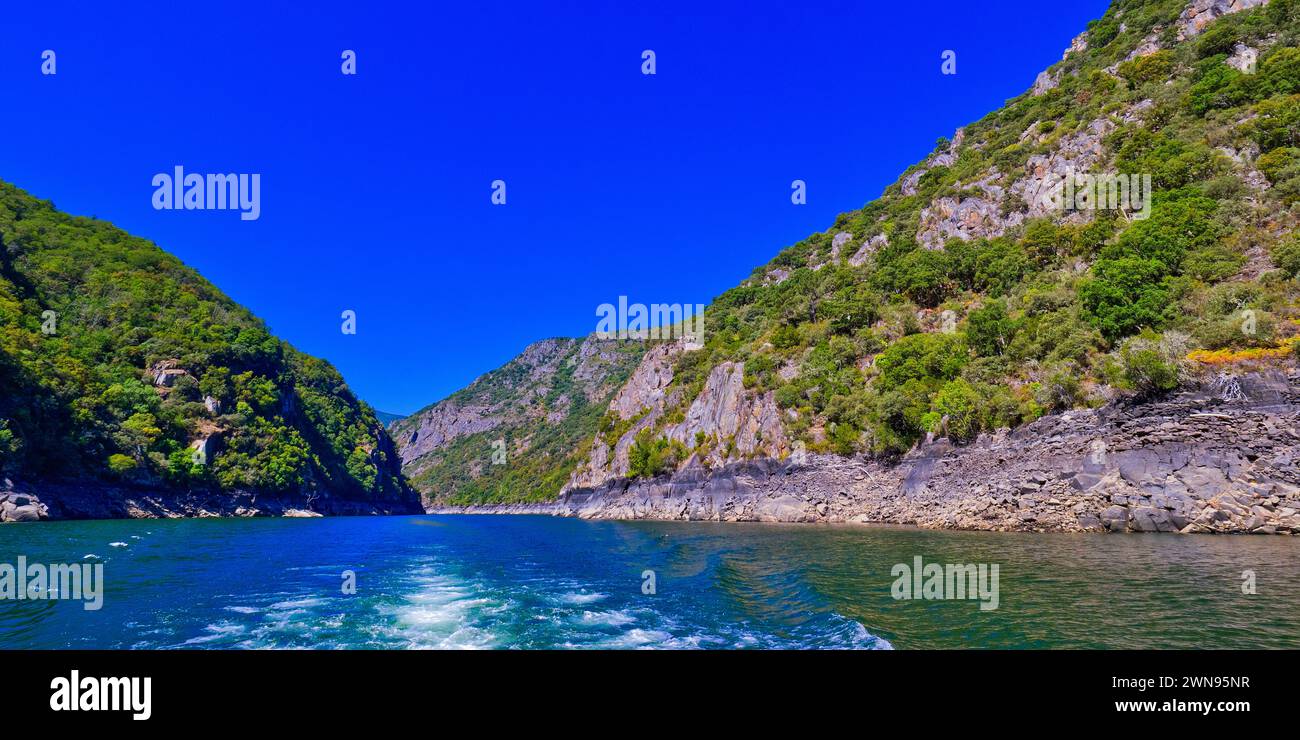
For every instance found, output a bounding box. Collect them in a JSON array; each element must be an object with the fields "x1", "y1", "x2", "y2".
[
  {"x1": 1178, "y1": 0, "x2": 1270, "y2": 40},
  {"x1": 849, "y1": 233, "x2": 887, "y2": 266},
  {"x1": 148, "y1": 359, "x2": 188, "y2": 387},
  {"x1": 1010, "y1": 116, "x2": 1115, "y2": 219},
  {"x1": 917, "y1": 195, "x2": 1020, "y2": 249},
  {"x1": 1031, "y1": 69, "x2": 1060, "y2": 96},
  {"x1": 448, "y1": 371, "x2": 1300, "y2": 535},
  {"x1": 566, "y1": 354, "x2": 791, "y2": 492},
  {"x1": 1063, "y1": 31, "x2": 1089, "y2": 60},
  {"x1": 662, "y1": 362, "x2": 790, "y2": 463},
  {"x1": 396, "y1": 401, "x2": 503, "y2": 464},
  {"x1": 608, "y1": 342, "x2": 679, "y2": 420},
  {"x1": 830, "y1": 231, "x2": 853, "y2": 263},
  {"x1": 1123, "y1": 32, "x2": 1164, "y2": 63},
  {"x1": 1226, "y1": 42, "x2": 1259, "y2": 72}
]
